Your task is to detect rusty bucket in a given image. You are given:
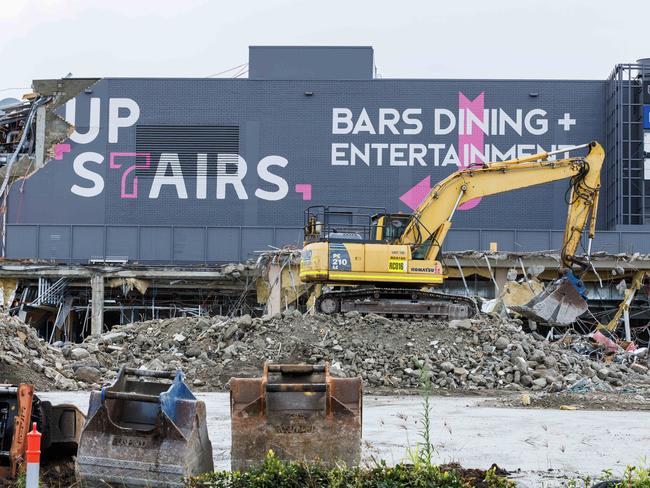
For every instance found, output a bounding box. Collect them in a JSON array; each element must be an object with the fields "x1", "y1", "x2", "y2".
[
  {"x1": 230, "y1": 363, "x2": 362, "y2": 471},
  {"x1": 76, "y1": 367, "x2": 213, "y2": 487}
]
